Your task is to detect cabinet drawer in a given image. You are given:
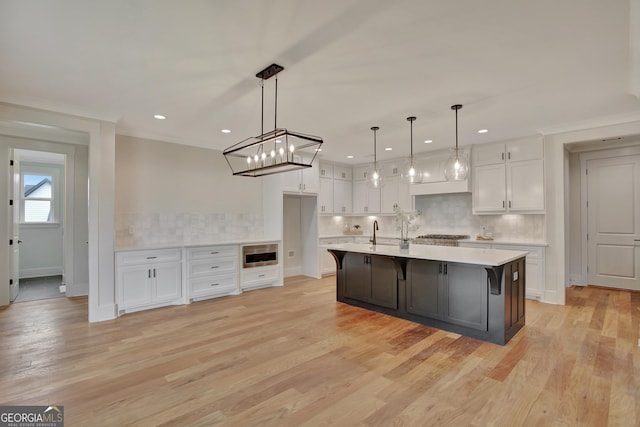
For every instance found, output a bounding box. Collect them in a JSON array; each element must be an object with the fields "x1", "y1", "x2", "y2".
[
  {"x1": 188, "y1": 257, "x2": 237, "y2": 276},
  {"x1": 117, "y1": 248, "x2": 181, "y2": 266},
  {"x1": 242, "y1": 266, "x2": 279, "y2": 285},
  {"x1": 187, "y1": 245, "x2": 237, "y2": 260},
  {"x1": 498, "y1": 245, "x2": 543, "y2": 259},
  {"x1": 190, "y1": 274, "x2": 237, "y2": 293}
]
